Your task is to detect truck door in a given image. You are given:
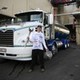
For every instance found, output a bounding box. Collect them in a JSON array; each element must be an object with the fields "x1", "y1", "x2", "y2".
[{"x1": 44, "y1": 26, "x2": 51, "y2": 40}]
